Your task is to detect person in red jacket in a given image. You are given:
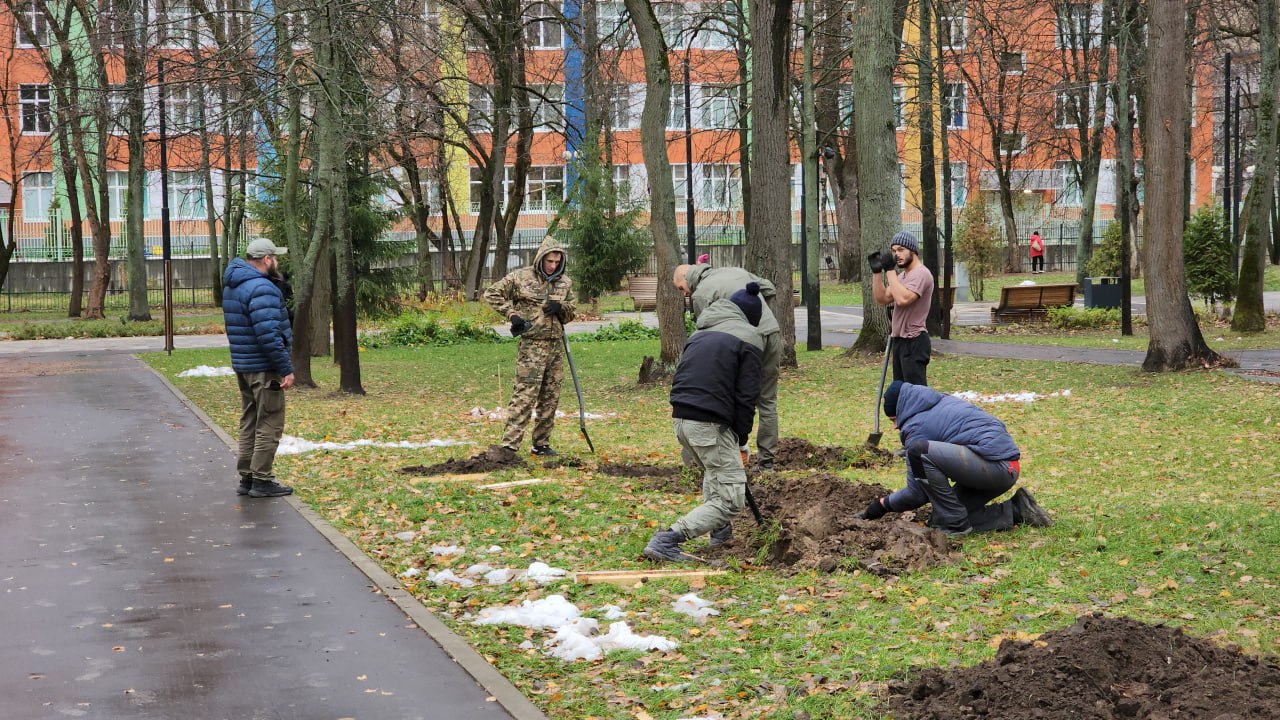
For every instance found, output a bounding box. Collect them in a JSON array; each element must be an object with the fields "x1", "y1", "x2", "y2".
[{"x1": 1029, "y1": 230, "x2": 1045, "y2": 274}]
